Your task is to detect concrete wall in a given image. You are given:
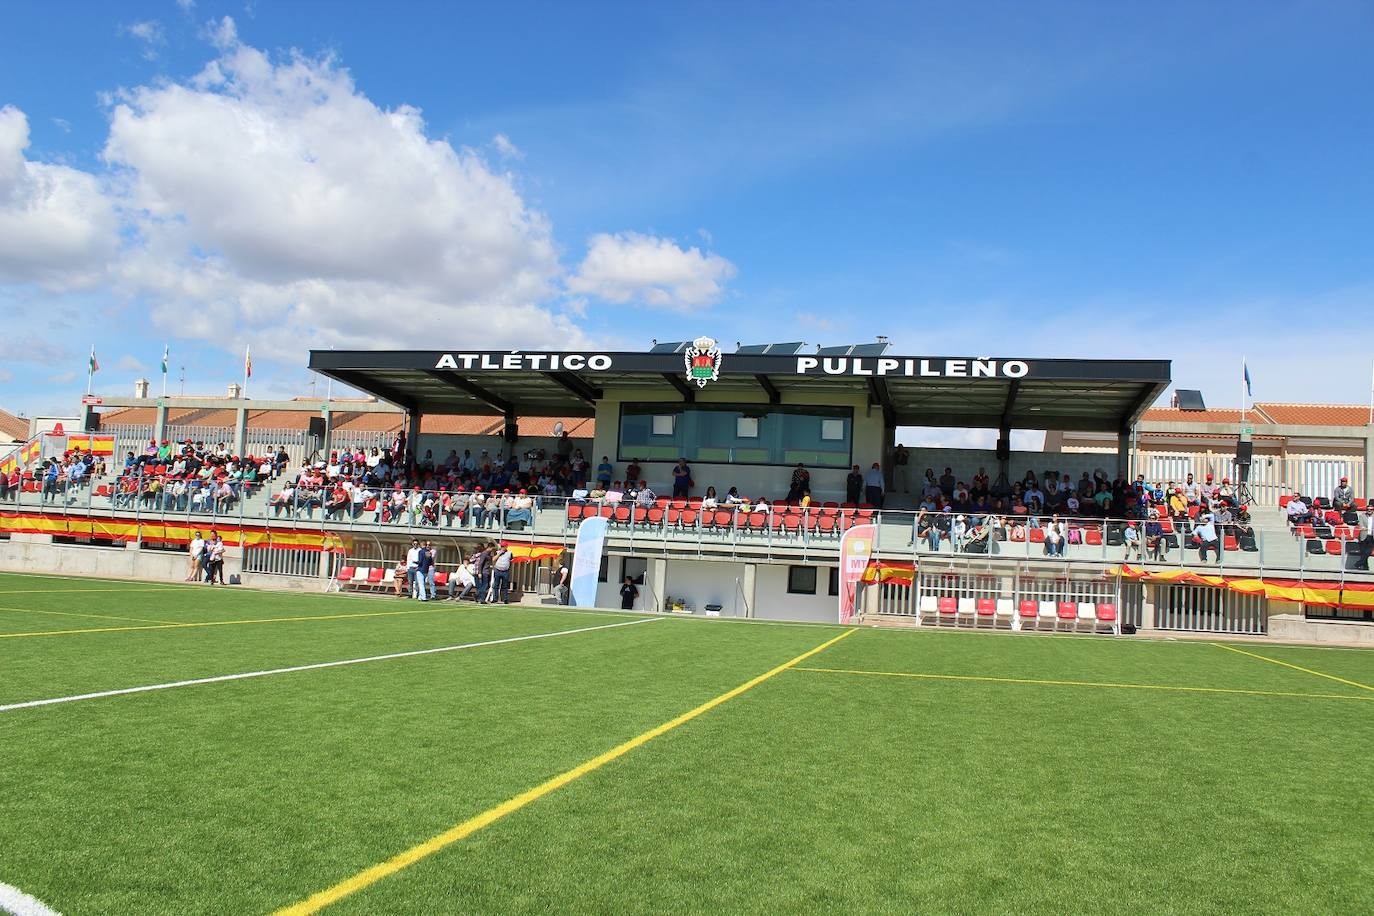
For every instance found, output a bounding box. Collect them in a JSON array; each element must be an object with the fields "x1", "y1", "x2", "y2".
[
  {"x1": 897, "y1": 447, "x2": 1116, "y2": 493},
  {"x1": 661, "y1": 558, "x2": 748, "y2": 616},
  {"x1": 754, "y1": 563, "x2": 838, "y2": 623},
  {"x1": 590, "y1": 385, "x2": 883, "y2": 503},
  {"x1": 0, "y1": 534, "x2": 320, "y2": 591},
  {"x1": 413, "y1": 434, "x2": 593, "y2": 467}
]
